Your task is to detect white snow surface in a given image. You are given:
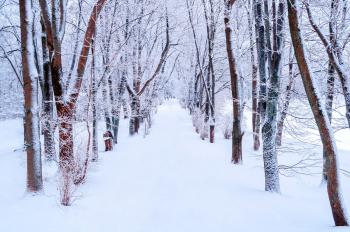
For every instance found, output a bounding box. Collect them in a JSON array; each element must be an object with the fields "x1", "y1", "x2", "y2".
[{"x1": 0, "y1": 100, "x2": 349, "y2": 232}]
